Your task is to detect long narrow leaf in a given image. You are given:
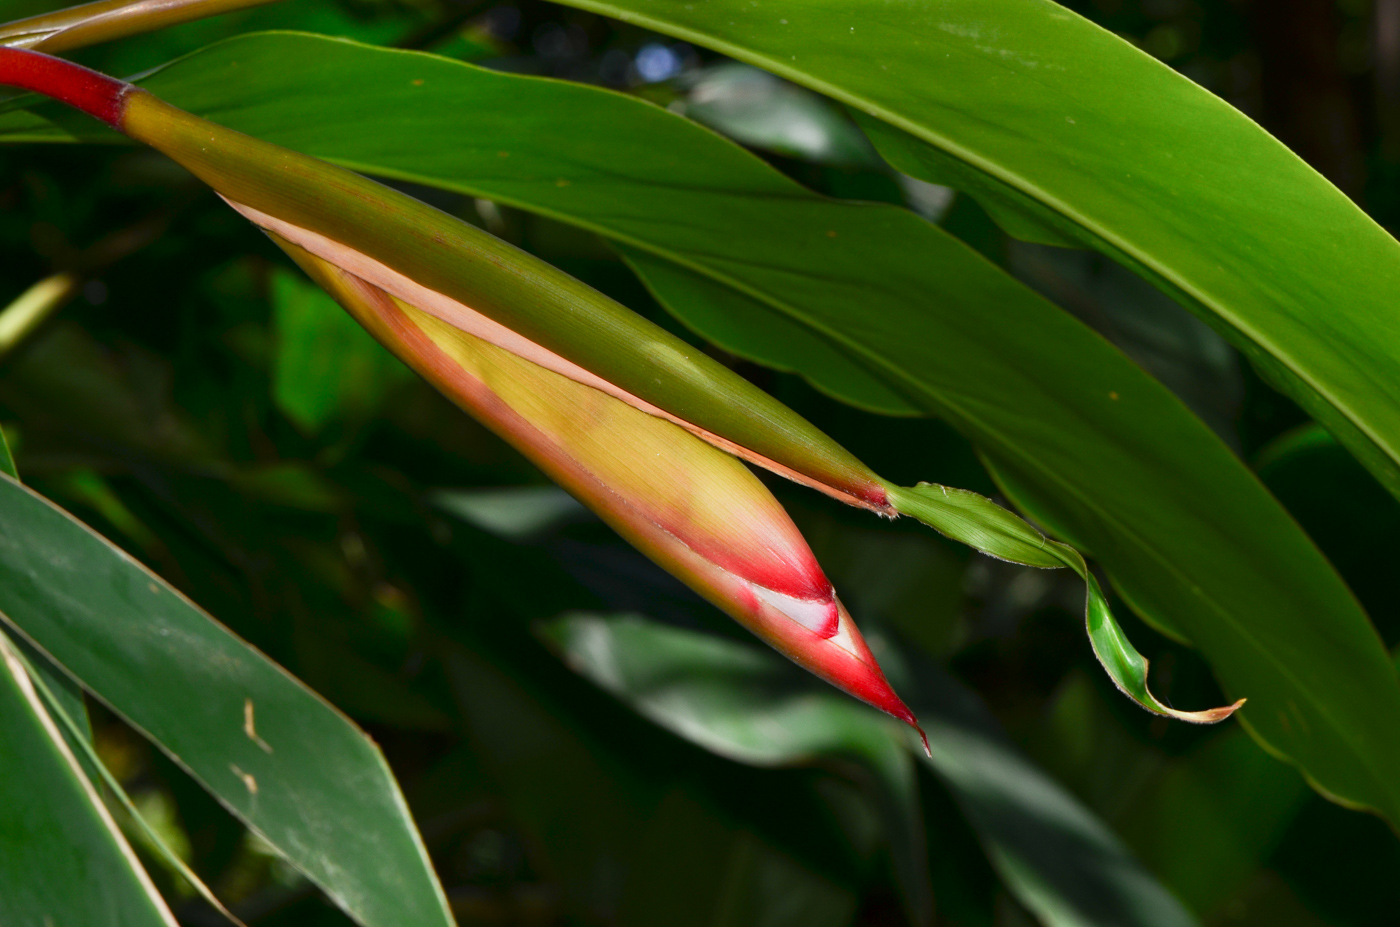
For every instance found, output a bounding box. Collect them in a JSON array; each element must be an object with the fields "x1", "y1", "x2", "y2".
[
  {"x1": 0, "y1": 473, "x2": 454, "y2": 927},
  {"x1": 0, "y1": 33, "x2": 1390, "y2": 817},
  {"x1": 0, "y1": 433, "x2": 99, "y2": 741},
  {"x1": 15, "y1": 640, "x2": 242, "y2": 924},
  {"x1": 0, "y1": 0, "x2": 283, "y2": 52},
  {"x1": 542, "y1": 613, "x2": 1199, "y2": 927},
  {"x1": 540, "y1": 612, "x2": 930, "y2": 927},
  {"x1": 0, "y1": 626, "x2": 178, "y2": 927},
  {"x1": 446, "y1": 641, "x2": 863, "y2": 926},
  {"x1": 900, "y1": 652, "x2": 1200, "y2": 927},
  {"x1": 542, "y1": 0, "x2": 1400, "y2": 516}
]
